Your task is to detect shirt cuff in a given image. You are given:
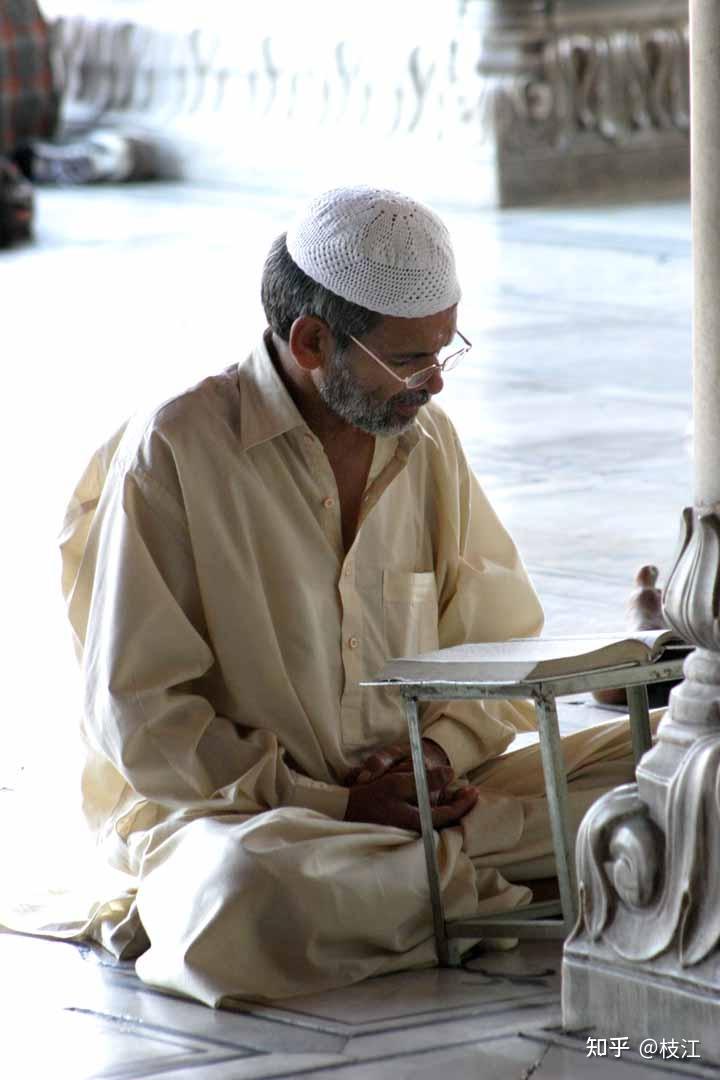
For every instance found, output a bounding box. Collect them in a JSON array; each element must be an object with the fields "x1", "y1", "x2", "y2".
[
  {"x1": 423, "y1": 716, "x2": 514, "y2": 778},
  {"x1": 287, "y1": 775, "x2": 350, "y2": 820}
]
